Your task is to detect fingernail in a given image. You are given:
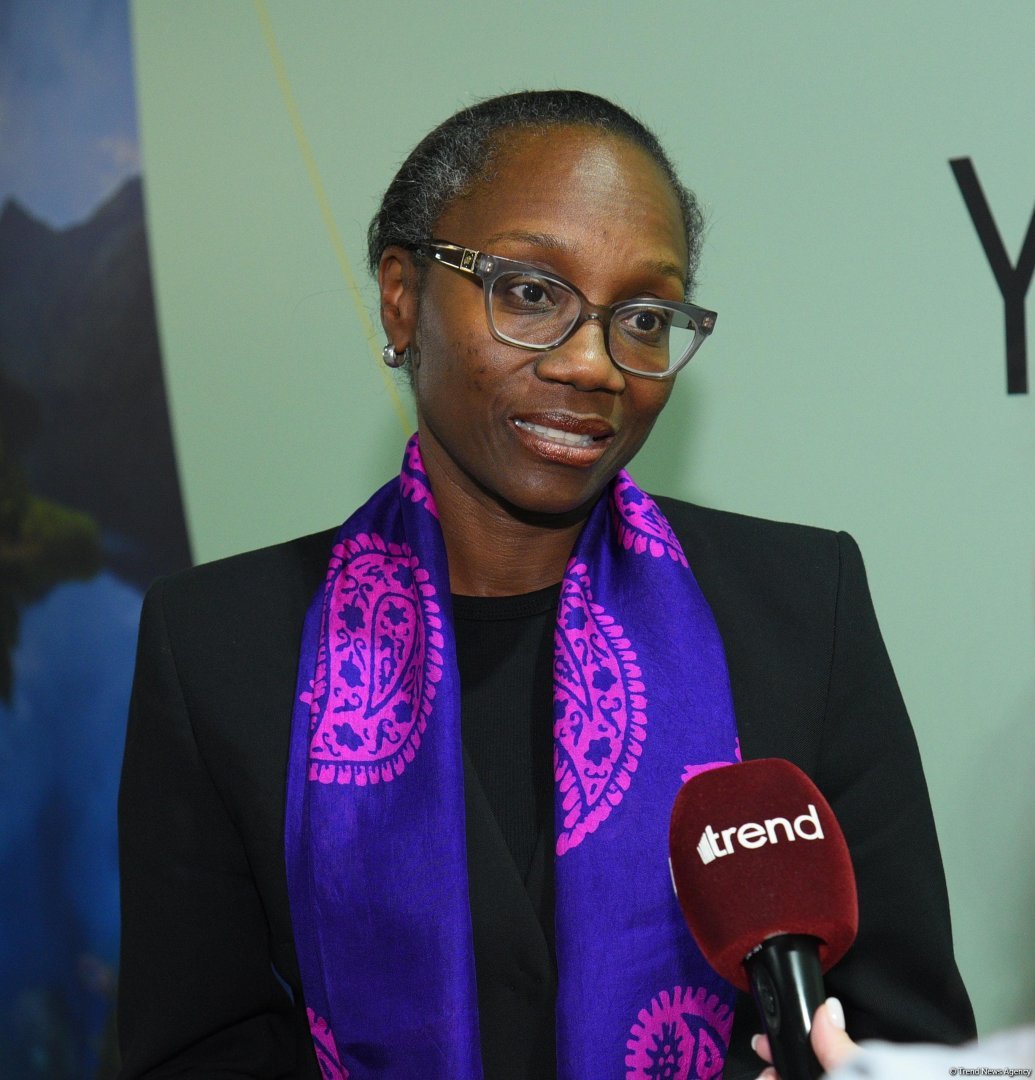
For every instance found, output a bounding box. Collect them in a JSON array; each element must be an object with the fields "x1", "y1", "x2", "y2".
[
  {"x1": 751, "y1": 1033, "x2": 761, "y2": 1054},
  {"x1": 826, "y1": 996, "x2": 846, "y2": 1030}
]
